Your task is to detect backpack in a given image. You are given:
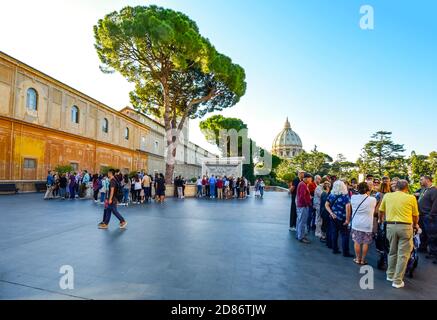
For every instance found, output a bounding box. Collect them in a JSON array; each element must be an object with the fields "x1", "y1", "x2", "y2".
[
  {"x1": 96, "y1": 179, "x2": 103, "y2": 191},
  {"x1": 114, "y1": 179, "x2": 124, "y2": 203}
]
